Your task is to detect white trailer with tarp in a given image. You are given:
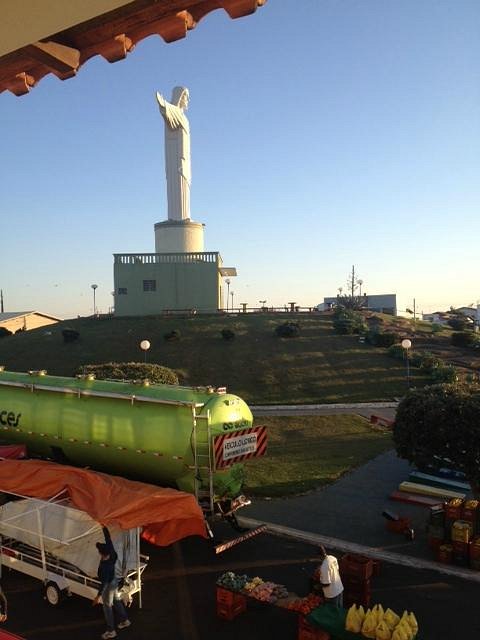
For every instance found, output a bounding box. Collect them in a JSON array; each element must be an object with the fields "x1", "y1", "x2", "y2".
[{"x1": 0, "y1": 490, "x2": 148, "y2": 607}]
